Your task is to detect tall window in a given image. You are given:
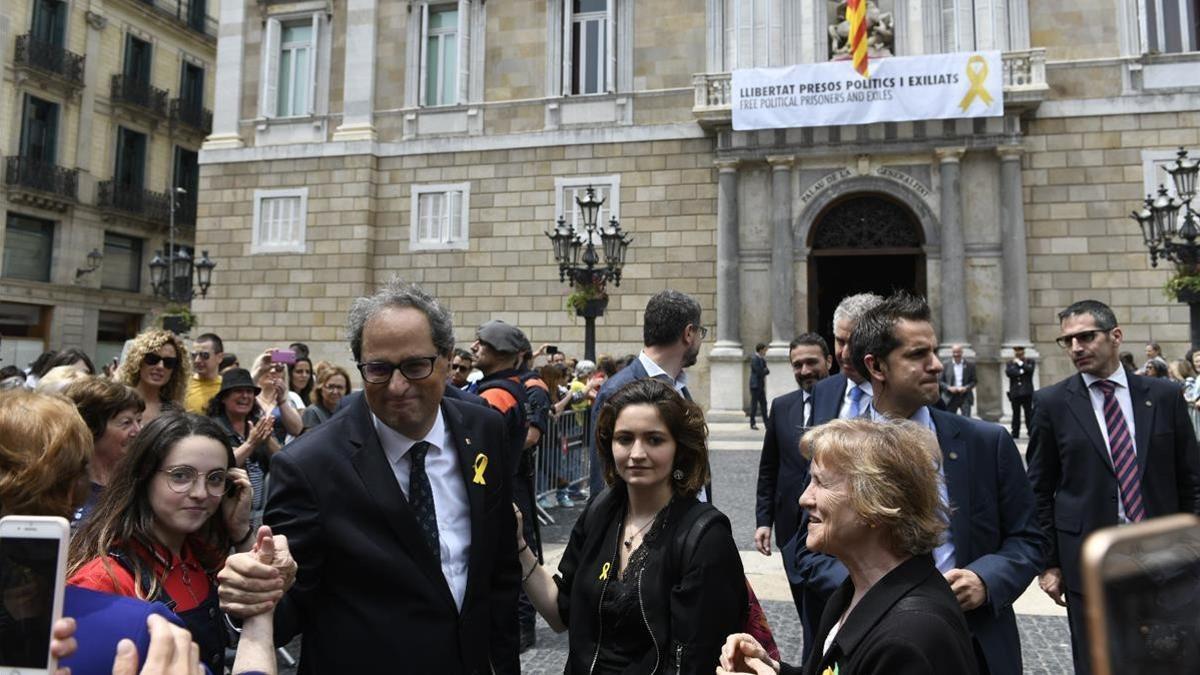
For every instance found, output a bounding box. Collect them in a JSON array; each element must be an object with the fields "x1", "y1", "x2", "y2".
[
  {"x1": 571, "y1": 0, "x2": 608, "y2": 94},
  {"x1": 113, "y1": 127, "x2": 147, "y2": 191},
  {"x1": 423, "y1": 6, "x2": 459, "y2": 106},
  {"x1": 3, "y1": 213, "x2": 54, "y2": 282},
  {"x1": 252, "y1": 188, "x2": 308, "y2": 254},
  {"x1": 174, "y1": 148, "x2": 199, "y2": 224},
  {"x1": 124, "y1": 35, "x2": 152, "y2": 85},
  {"x1": 410, "y1": 184, "x2": 470, "y2": 250},
  {"x1": 277, "y1": 22, "x2": 313, "y2": 117},
  {"x1": 180, "y1": 62, "x2": 204, "y2": 110},
  {"x1": 1144, "y1": 0, "x2": 1200, "y2": 53},
  {"x1": 102, "y1": 232, "x2": 142, "y2": 291},
  {"x1": 19, "y1": 95, "x2": 58, "y2": 163},
  {"x1": 30, "y1": 0, "x2": 66, "y2": 46}
]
